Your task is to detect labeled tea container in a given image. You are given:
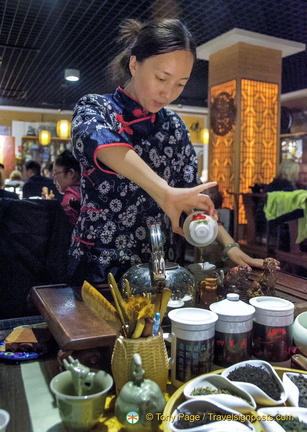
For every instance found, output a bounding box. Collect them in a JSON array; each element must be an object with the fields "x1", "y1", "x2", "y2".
[
  {"x1": 209, "y1": 293, "x2": 255, "y2": 367},
  {"x1": 249, "y1": 296, "x2": 294, "y2": 364},
  {"x1": 166, "y1": 307, "x2": 218, "y2": 387}
]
